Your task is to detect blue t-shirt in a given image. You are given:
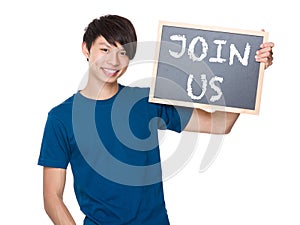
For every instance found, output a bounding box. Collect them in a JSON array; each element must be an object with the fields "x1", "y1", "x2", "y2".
[{"x1": 38, "y1": 85, "x2": 193, "y2": 225}]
